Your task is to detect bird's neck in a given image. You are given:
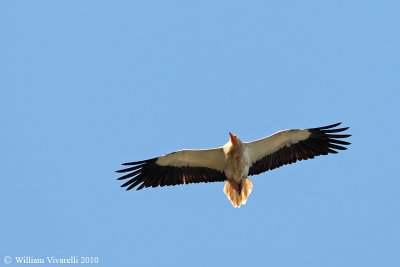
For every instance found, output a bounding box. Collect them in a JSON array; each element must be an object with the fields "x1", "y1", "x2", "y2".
[{"x1": 225, "y1": 140, "x2": 244, "y2": 156}]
